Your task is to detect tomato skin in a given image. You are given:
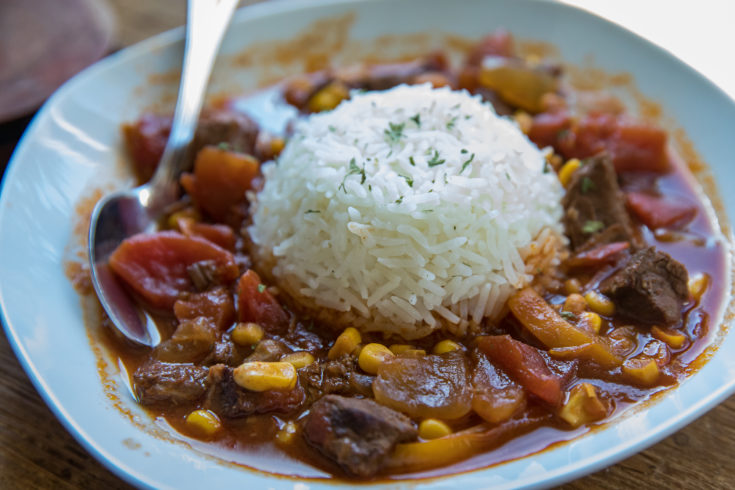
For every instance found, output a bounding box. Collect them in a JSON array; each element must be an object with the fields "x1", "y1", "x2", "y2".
[
  {"x1": 476, "y1": 335, "x2": 563, "y2": 406},
  {"x1": 109, "y1": 231, "x2": 239, "y2": 309},
  {"x1": 626, "y1": 191, "x2": 697, "y2": 229},
  {"x1": 566, "y1": 242, "x2": 630, "y2": 269},
  {"x1": 174, "y1": 286, "x2": 235, "y2": 331},
  {"x1": 237, "y1": 269, "x2": 289, "y2": 333},
  {"x1": 528, "y1": 111, "x2": 572, "y2": 150},
  {"x1": 182, "y1": 146, "x2": 259, "y2": 222}
]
